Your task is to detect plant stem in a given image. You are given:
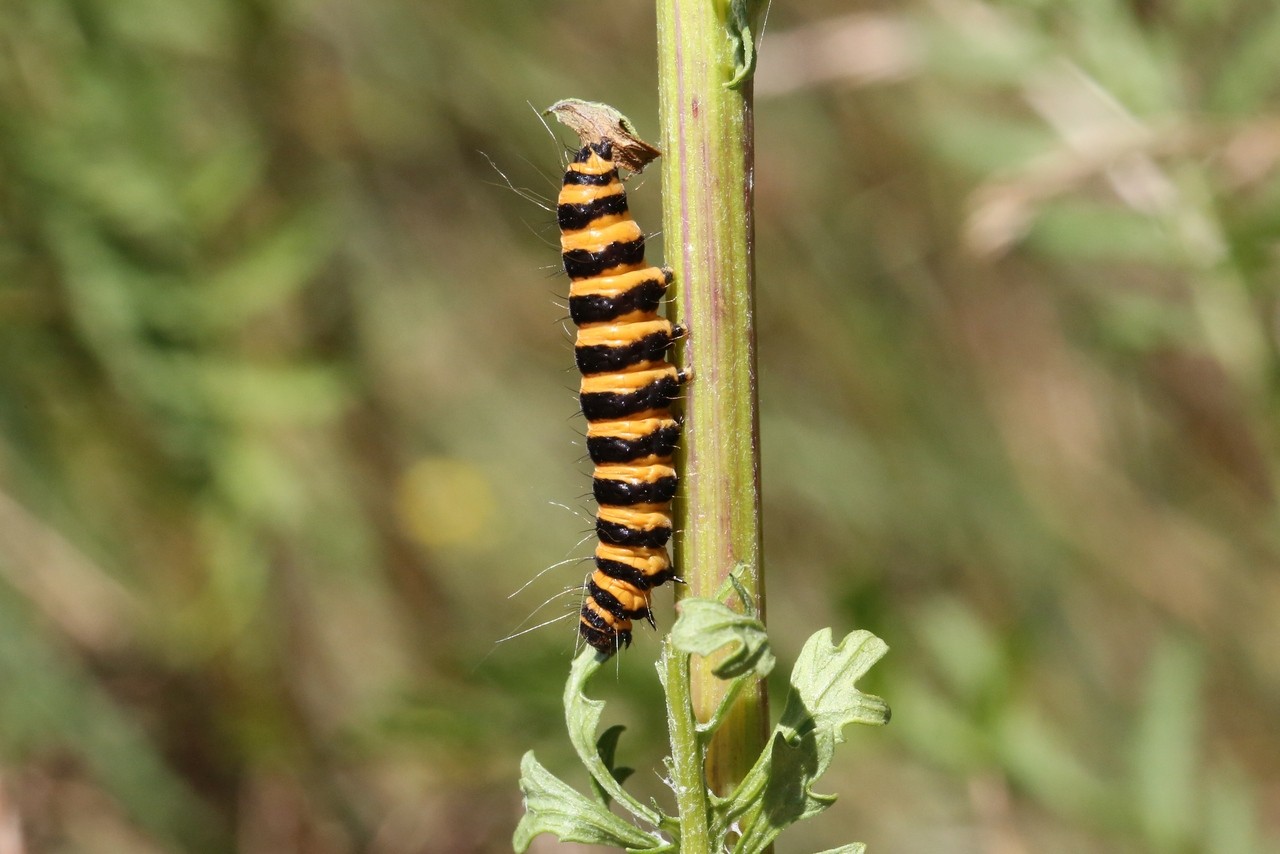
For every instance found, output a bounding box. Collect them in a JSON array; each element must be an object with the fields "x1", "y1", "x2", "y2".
[
  {"x1": 662, "y1": 641, "x2": 713, "y2": 853},
  {"x1": 655, "y1": 0, "x2": 768, "y2": 796}
]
